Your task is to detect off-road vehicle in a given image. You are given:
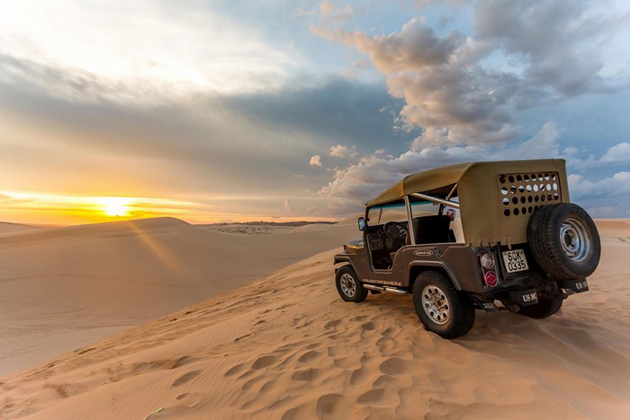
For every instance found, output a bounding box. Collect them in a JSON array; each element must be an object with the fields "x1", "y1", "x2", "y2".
[{"x1": 334, "y1": 159, "x2": 600, "y2": 338}]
